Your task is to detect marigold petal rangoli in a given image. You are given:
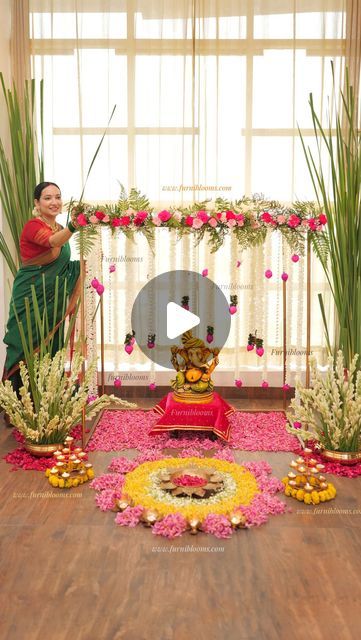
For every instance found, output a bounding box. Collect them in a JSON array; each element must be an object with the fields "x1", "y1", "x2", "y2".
[{"x1": 91, "y1": 454, "x2": 287, "y2": 538}]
